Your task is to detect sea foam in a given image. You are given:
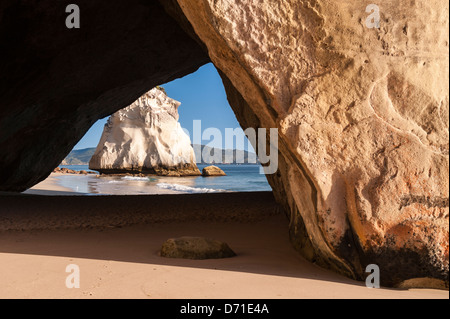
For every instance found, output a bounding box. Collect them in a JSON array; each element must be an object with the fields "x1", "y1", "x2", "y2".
[
  {"x1": 121, "y1": 176, "x2": 150, "y2": 181},
  {"x1": 156, "y1": 183, "x2": 225, "y2": 194}
]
